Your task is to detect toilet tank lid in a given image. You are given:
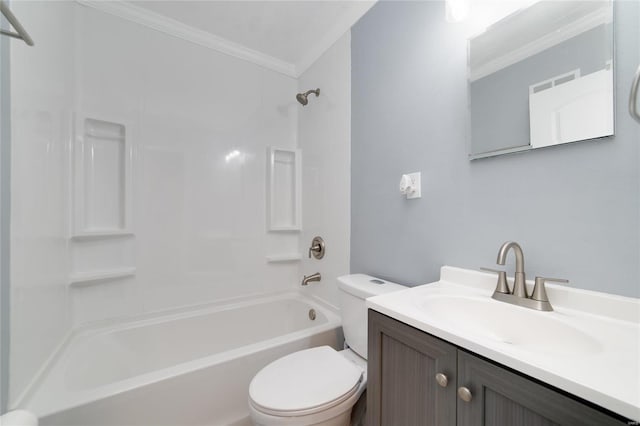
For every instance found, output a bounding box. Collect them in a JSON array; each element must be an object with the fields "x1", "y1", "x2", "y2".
[{"x1": 337, "y1": 274, "x2": 407, "y2": 299}]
